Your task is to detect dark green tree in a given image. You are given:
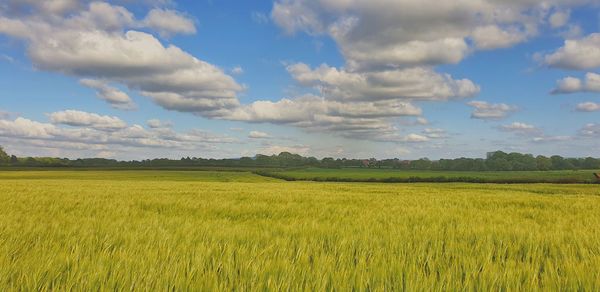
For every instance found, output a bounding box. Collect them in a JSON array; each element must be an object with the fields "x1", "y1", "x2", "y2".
[{"x1": 0, "y1": 146, "x2": 9, "y2": 165}]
